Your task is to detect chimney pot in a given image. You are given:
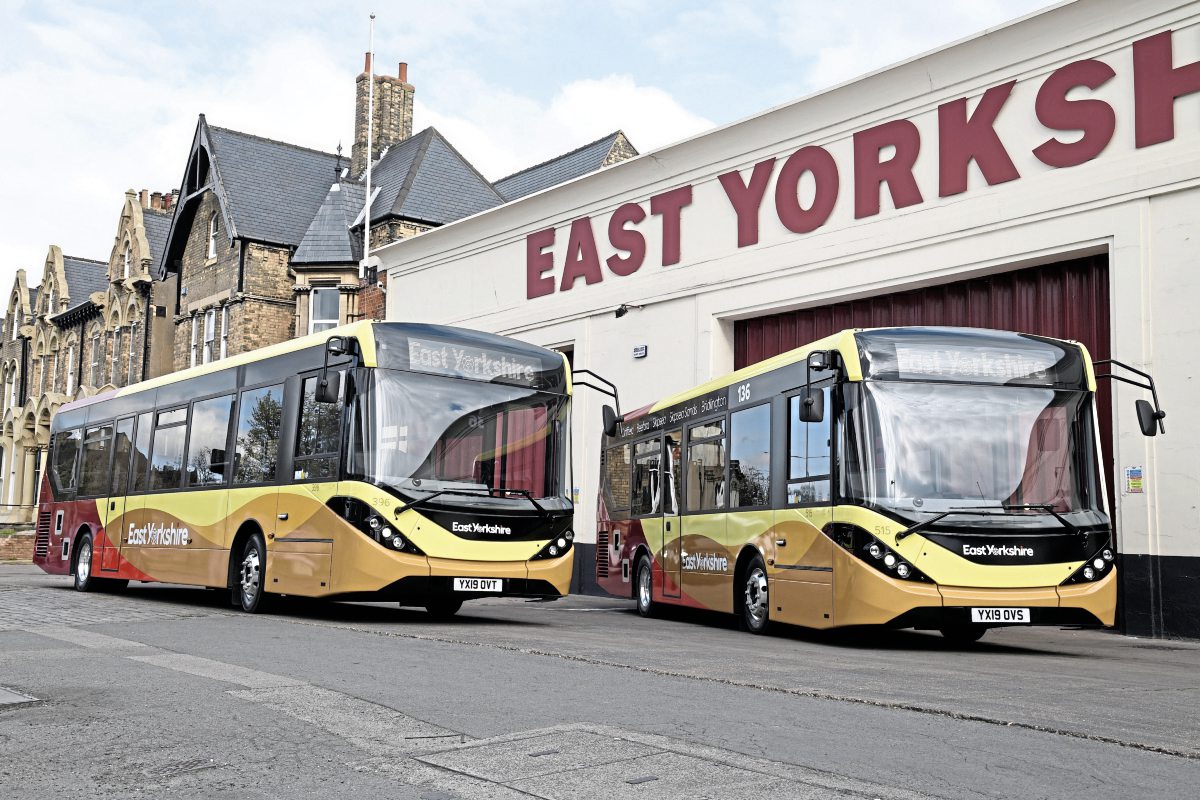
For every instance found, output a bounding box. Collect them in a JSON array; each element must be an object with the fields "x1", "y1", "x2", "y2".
[
  {"x1": 139, "y1": 189, "x2": 149, "y2": 207},
  {"x1": 399, "y1": 62, "x2": 407, "y2": 82},
  {"x1": 151, "y1": 192, "x2": 162, "y2": 209},
  {"x1": 364, "y1": 51, "x2": 372, "y2": 73}
]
